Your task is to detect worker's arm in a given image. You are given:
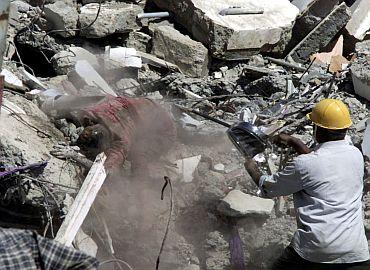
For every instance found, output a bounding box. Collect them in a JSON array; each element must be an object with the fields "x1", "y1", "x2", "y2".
[
  {"x1": 245, "y1": 158, "x2": 304, "y2": 198},
  {"x1": 244, "y1": 158, "x2": 262, "y2": 186},
  {"x1": 273, "y1": 134, "x2": 311, "y2": 154}
]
